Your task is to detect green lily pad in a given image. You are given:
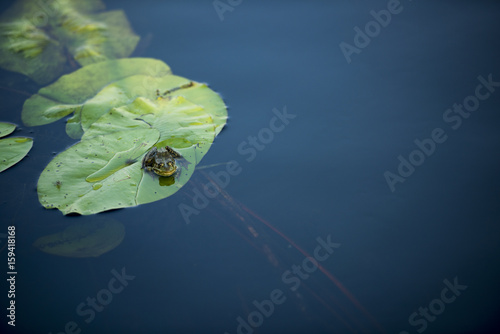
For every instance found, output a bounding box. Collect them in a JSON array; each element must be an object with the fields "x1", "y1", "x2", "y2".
[
  {"x1": 0, "y1": 122, "x2": 33, "y2": 173},
  {"x1": 33, "y1": 218, "x2": 125, "y2": 258},
  {"x1": 38, "y1": 94, "x2": 221, "y2": 215},
  {"x1": 38, "y1": 128, "x2": 159, "y2": 214},
  {"x1": 27, "y1": 56, "x2": 227, "y2": 215},
  {"x1": 22, "y1": 58, "x2": 172, "y2": 138},
  {"x1": 80, "y1": 74, "x2": 227, "y2": 136},
  {"x1": 0, "y1": 0, "x2": 139, "y2": 84},
  {"x1": 0, "y1": 122, "x2": 16, "y2": 137}
]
